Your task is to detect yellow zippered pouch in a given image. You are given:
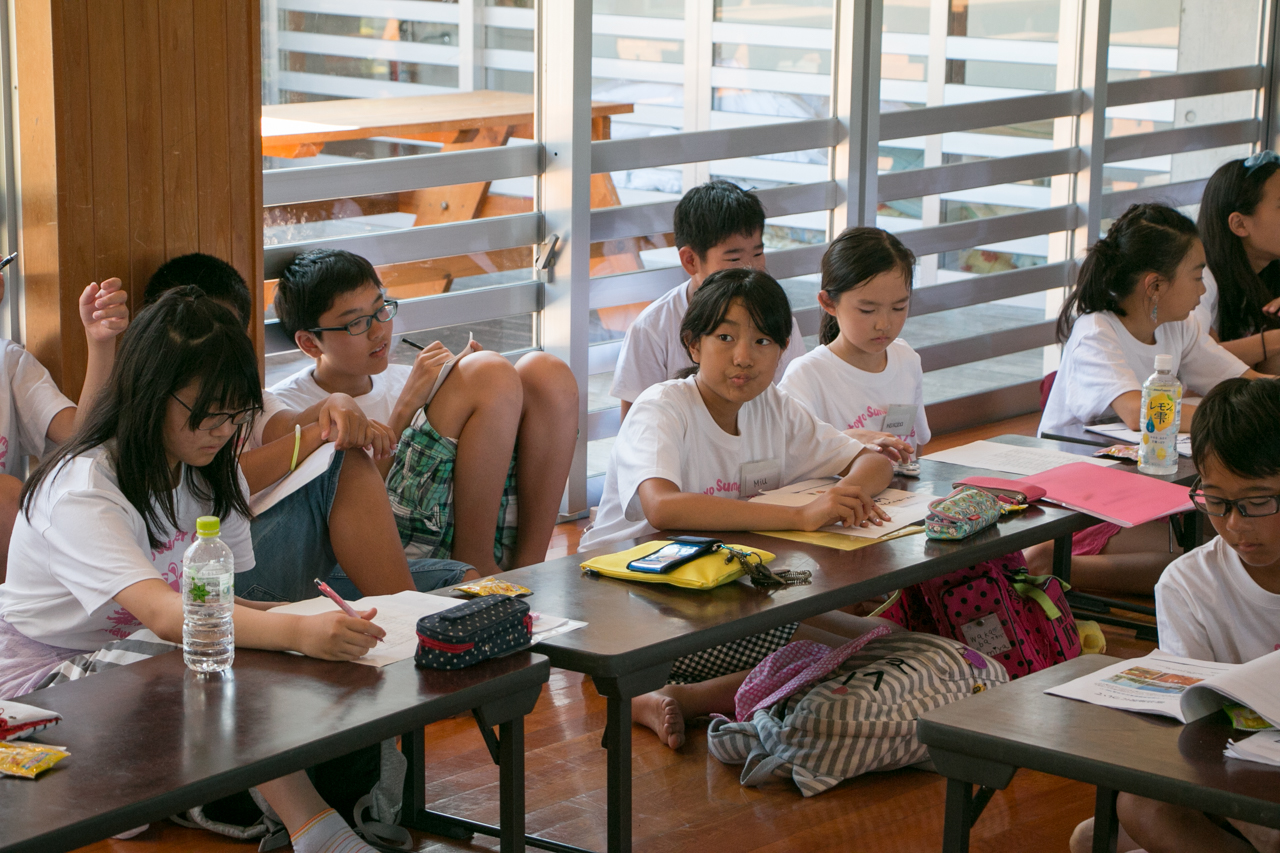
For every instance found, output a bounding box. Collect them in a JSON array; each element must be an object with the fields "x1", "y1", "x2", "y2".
[{"x1": 580, "y1": 540, "x2": 775, "y2": 590}]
